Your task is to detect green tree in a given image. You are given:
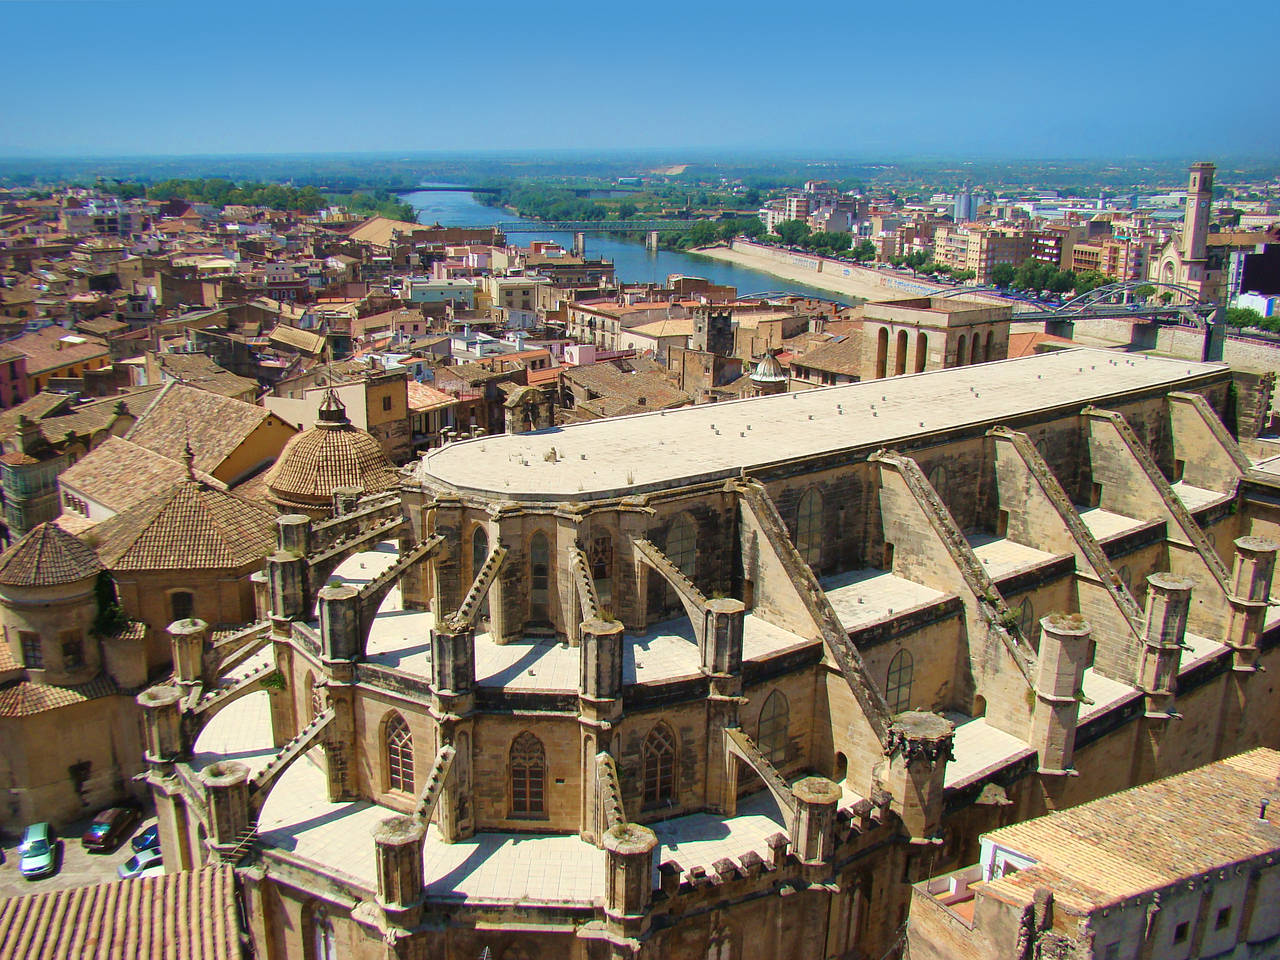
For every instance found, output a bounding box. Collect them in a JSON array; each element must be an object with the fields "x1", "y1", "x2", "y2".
[
  {"x1": 616, "y1": 202, "x2": 637, "y2": 220},
  {"x1": 1133, "y1": 284, "x2": 1156, "y2": 300},
  {"x1": 1047, "y1": 270, "x2": 1076, "y2": 294},
  {"x1": 852, "y1": 239, "x2": 877, "y2": 261},
  {"x1": 990, "y1": 263, "x2": 1016, "y2": 288},
  {"x1": 1073, "y1": 271, "x2": 1113, "y2": 295},
  {"x1": 774, "y1": 219, "x2": 811, "y2": 246},
  {"x1": 951, "y1": 268, "x2": 976, "y2": 282},
  {"x1": 904, "y1": 250, "x2": 933, "y2": 276},
  {"x1": 686, "y1": 221, "x2": 719, "y2": 247},
  {"x1": 1225, "y1": 306, "x2": 1266, "y2": 329}
]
